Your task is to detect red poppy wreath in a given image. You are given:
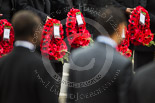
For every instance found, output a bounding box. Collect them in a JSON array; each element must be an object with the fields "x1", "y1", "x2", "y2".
[
  {"x1": 0, "y1": 19, "x2": 14, "y2": 58},
  {"x1": 117, "y1": 6, "x2": 155, "y2": 57},
  {"x1": 66, "y1": 8, "x2": 93, "y2": 48},
  {"x1": 40, "y1": 18, "x2": 68, "y2": 62},
  {"x1": 128, "y1": 6, "x2": 154, "y2": 46}
]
